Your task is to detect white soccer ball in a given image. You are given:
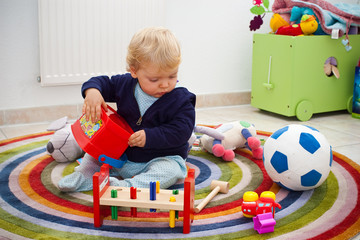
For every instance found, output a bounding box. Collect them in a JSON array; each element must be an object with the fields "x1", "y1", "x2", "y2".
[{"x1": 263, "y1": 124, "x2": 333, "y2": 191}]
